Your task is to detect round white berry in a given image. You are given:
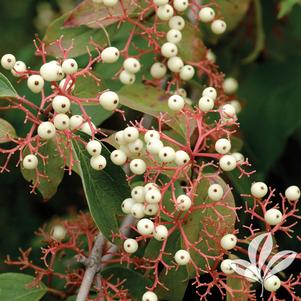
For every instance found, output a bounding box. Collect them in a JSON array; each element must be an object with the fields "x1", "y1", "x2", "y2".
[
  {"x1": 150, "y1": 62, "x2": 167, "y2": 79},
  {"x1": 37, "y1": 121, "x2": 56, "y2": 139},
  {"x1": 156, "y1": 4, "x2": 174, "y2": 20},
  {"x1": 119, "y1": 70, "x2": 135, "y2": 85},
  {"x1": 179, "y1": 65, "x2": 195, "y2": 80},
  {"x1": 219, "y1": 155, "x2": 237, "y2": 171},
  {"x1": 80, "y1": 122, "x2": 96, "y2": 136},
  {"x1": 198, "y1": 96, "x2": 214, "y2": 112},
  {"x1": 59, "y1": 78, "x2": 75, "y2": 91},
  {"x1": 173, "y1": 0, "x2": 189, "y2": 12},
  {"x1": 137, "y1": 218, "x2": 154, "y2": 235},
  {"x1": 142, "y1": 291, "x2": 158, "y2": 301},
  {"x1": 113, "y1": 131, "x2": 126, "y2": 146},
  {"x1": 53, "y1": 114, "x2": 70, "y2": 130},
  {"x1": 131, "y1": 203, "x2": 145, "y2": 219},
  {"x1": 130, "y1": 159, "x2": 146, "y2": 175},
  {"x1": 166, "y1": 29, "x2": 182, "y2": 44},
  {"x1": 174, "y1": 249, "x2": 190, "y2": 265},
  {"x1": 223, "y1": 77, "x2": 238, "y2": 95},
  {"x1": 220, "y1": 259, "x2": 235, "y2": 274},
  {"x1": 251, "y1": 182, "x2": 268, "y2": 198},
  {"x1": 176, "y1": 194, "x2": 192, "y2": 211},
  {"x1": 208, "y1": 183, "x2": 224, "y2": 201},
  {"x1": 198, "y1": 7, "x2": 215, "y2": 23},
  {"x1": 264, "y1": 275, "x2": 281, "y2": 292},
  {"x1": 121, "y1": 198, "x2": 135, "y2": 214},
  {"x1": 131, "y1": 186, "x2": 145, "y2": 203},
  {"x1": 1, "y1": 54, "x2": 16, "y2": 70},
  {"x1": 52, "y1": 95, "x2": 70, "y2": 113},
  {"x1": 145, "y1": 189, "x2": 162, "y2": 204},
  {"x1": 221, "y1": 104, "x2": 236, "y2": 119},
  {"x1": 244, "y1": 264, "x2": 261, "y2": 282},
  {"x1": 40, "y1": 62, "x2": 62, "y2": 81},
  {"x1": 176, "y1": 88, "x2": 187, "y2": 98},
  {"x1": 285, "y1": 185, "x2": 300, "y2": 201},
  {"x1": 23, "y1": 154, "x2": 38, "y2": 170},
  {"x1": 118, "y1": 145, "x2": 131, "y2": 156},
  {"x1": 62, "y1": 58, "x2": 78, "y2": 74},
  {"x1": 52, "y1": 224, "x2": 67, "y2": 241},
  {"x1": 144, "y1": 130, "x2": 160, "y2": 142},
  {"x1": 167, "y1": 56, "x2": 184, "y2": 73},
  {"x1": 90, "y1": 155, "x2": 107, "y2": 170},
  {"x1": 206, "y1": 49, "x2": 216, "y2": 62},
  {"x1": 123, "y1": 238, "x2": 138, "y2": 254},
  {"x1": 103, "y1": 0, "x2": 118, "y2": 7},
  {"x1": 144, "y1": 203, "x2": 159, "y2": 216},
  {"x1": 70, "y1": 115, "x2": 84, "y2": 130},
  {"x1": 159, "y1": 146, "x2": 176, "y2": 163},
  {"x1": 202, "y1": 87, "x2": 217, "y2": 100},
  {"x1": 101, "y1": 47, "x2": 120, "y2": 63},
  {"x1": 27, "y1": 75, "x2": 44, "y2": 93},
  {"x1": 211, "y1": 19, "x2": 227, "y2": 35},
  {"x1": 154, "y1": 225, "x2": 168, "y2": 241},
  {"x1": 168, "y1": 94, "x2": 185, "y2": 111},
  {"x1": 175, "y1": 150, "x2": 190, "y2": 166},
  {"x1": 146, "y1": 139, "x2": 164, "y2": 155},
  {"x1": 110, "y1": 149, "x2": 127, "y2": 165},
  {"x1": 144, "y1": 182, "x2": 160, "y2": 193},
  {"x1": 161, "y1": 42, "x2": 178, "y2": 58},
  {"x1": 11, "y1": 61, "x2": 26, "y2": 77},
  {"x1": 264, "y1": 208, "x2": 283, "y2": 226},
  {"x1": 220, "y1": 234, "x2": 237, "y2": 250},
  {"x1": 230, "y1": 100, "x2": 242, "y2": 114},
  {"x1": 123, "y1": 127, "x2": 139, "y2": 143},
  {"x1": 232, "y1": 152, "x2": 244, "y2": 164},
  {"x1": 168, "y1": 15, "x2": 185, "y2": 30},
  {"x1": 128, "y1": 138, "x2": 144, "y2": 153},
  {"x1": 86, "y1": 140, "x2": 102, "y2": 156},
  {"x1": 215, "y1": 138, "x2": 231, "y2": 154},
  {"x1": 123, "y1": 57, "x2": 141, "y2": 74}
]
